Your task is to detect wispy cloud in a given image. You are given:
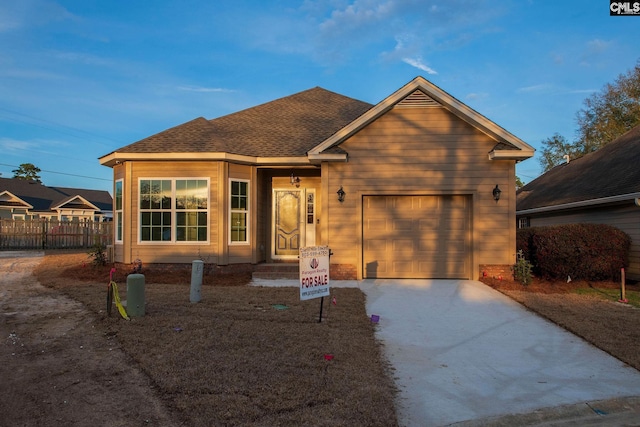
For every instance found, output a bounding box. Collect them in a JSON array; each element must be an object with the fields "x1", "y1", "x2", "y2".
[
  {"x1": 0, "y1": 0, "x2": 75, "y2": 33},
  {"x1": 308, "y1": 0, "x2": 502, "y2": 69},
  {"x1": 402, "y1": 57, "x2": 437, "y2": 74},
  {"x1": 466, "y1": 92, "x2": 488, "y2": 101},
  {"x1": 51, "y1": 51, "x2": 114, "y2": 67},
  {"x1": 0, "y1": 137, "x2": 40, "y2": 152},
  {"x1": 567, "y1": 88, "x2": 598, "y2": 94},
  {"x1": 586, "y1": 38, "x2": 611, "y2": 54},
  {"x1": 176, "y1": 85, "x2": 236, "y2": 93},
  {"x1": 516, "y1": 84, "x2": 553, "y2": 93}
]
